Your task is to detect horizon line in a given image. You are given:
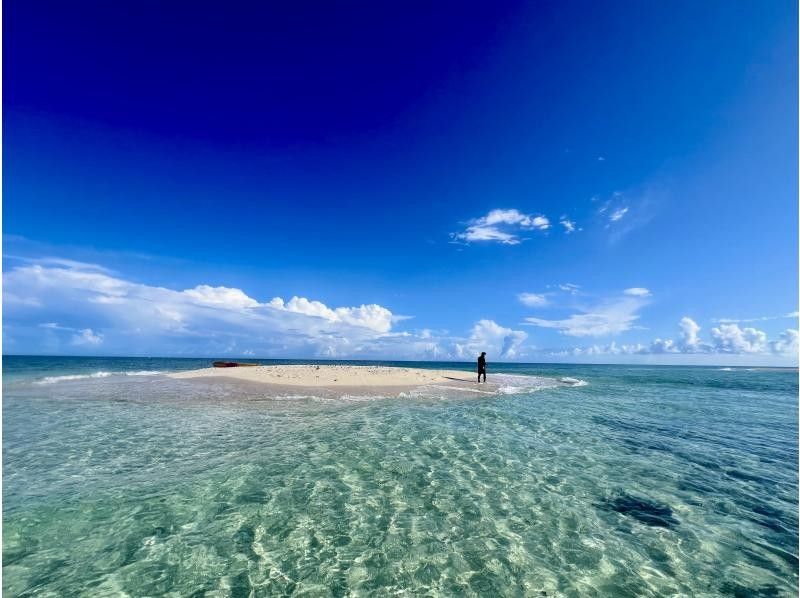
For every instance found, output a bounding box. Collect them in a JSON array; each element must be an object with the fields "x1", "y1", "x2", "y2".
[{"x1": 2, "y1": 354, "x2": 797, "y2": 370}]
